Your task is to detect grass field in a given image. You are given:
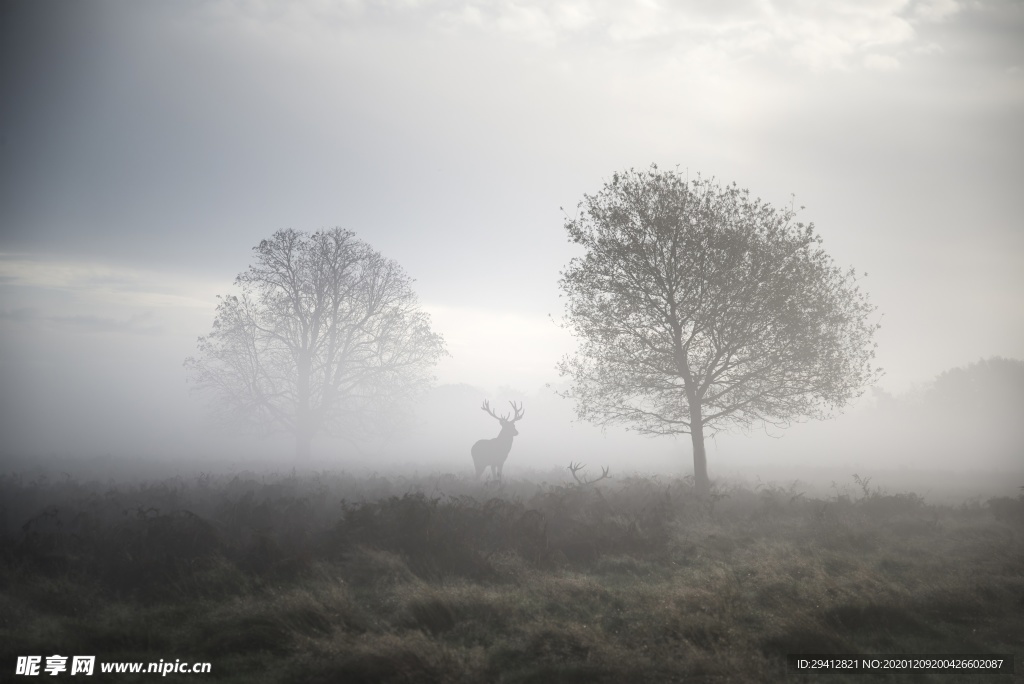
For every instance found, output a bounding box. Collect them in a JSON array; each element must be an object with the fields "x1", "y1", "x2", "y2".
[{"x1": 1, "y1": 467, "x2": 1021, "y2": 682}]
